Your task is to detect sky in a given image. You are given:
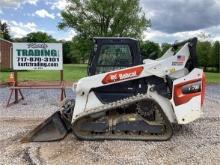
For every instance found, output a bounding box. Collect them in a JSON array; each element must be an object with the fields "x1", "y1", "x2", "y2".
[{"x1": 0, "y1": 0, "x2": 220, "y2": 44}]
